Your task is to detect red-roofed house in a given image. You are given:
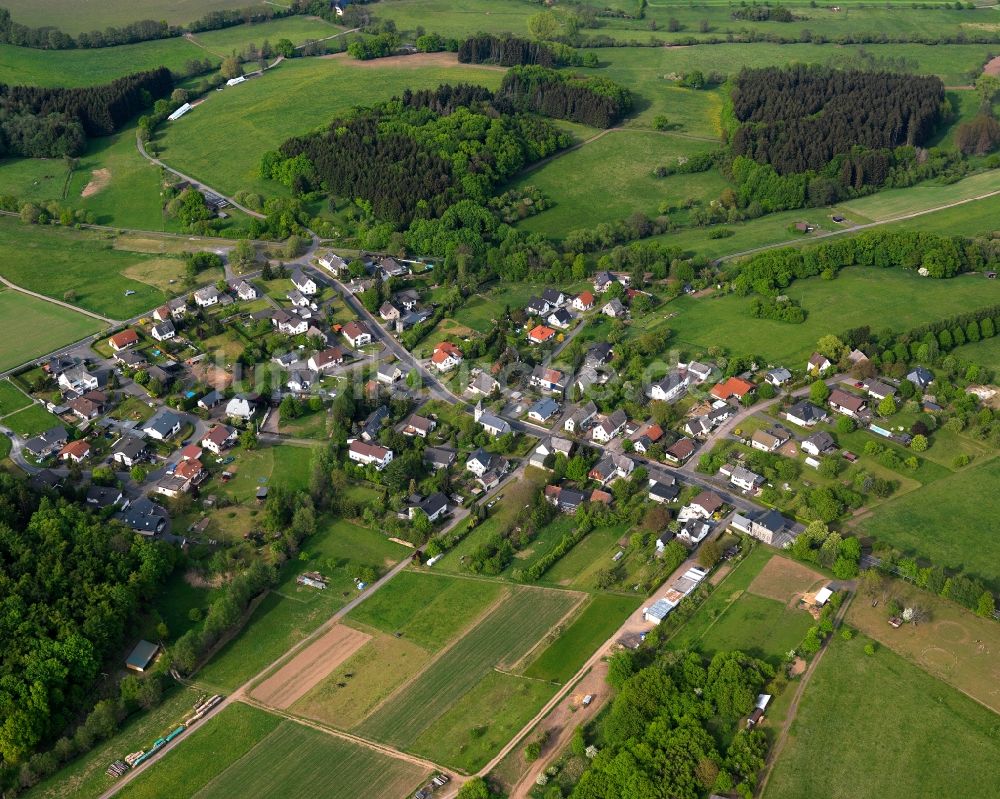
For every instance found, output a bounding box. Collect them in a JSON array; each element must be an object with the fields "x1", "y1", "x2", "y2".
[
  {"x1": 342, "y1": 321, "x2": 372, "y2": 348},
  {"x1": 201, "y1": 424, "x2": 236, "y2": 455},
  {"x1": 573, "y1": 291, "x2": 595, "y2": 312},
  {"x1": 528, "y1": 325, "x2": 556, "y2": 344},
  {"x1": 710, "y1": 377, "x2": 756, "y2": 402},
  {"x1": 431, "y1": 342, "x2": 463, "y2": 372},
  {"x1": 59, "y1": 440, "x2": 91, "y2": 463},
  {"x1": 178, "y1": 444, "x2": 202, "y2": 461},
  {"x1": 109, "y1": 329, "x2": 139, "y2": 351}
]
